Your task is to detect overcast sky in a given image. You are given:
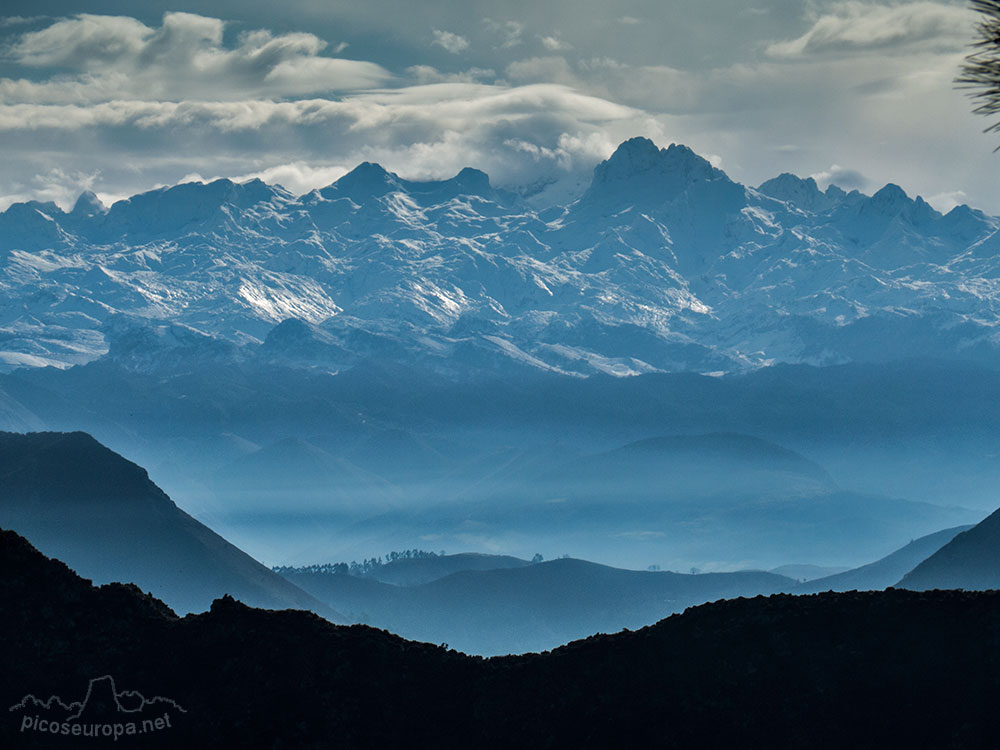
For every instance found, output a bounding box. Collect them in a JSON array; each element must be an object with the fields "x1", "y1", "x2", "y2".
[{"x1": 0, "y1": 0, "x2": 995, "y2": 213}]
